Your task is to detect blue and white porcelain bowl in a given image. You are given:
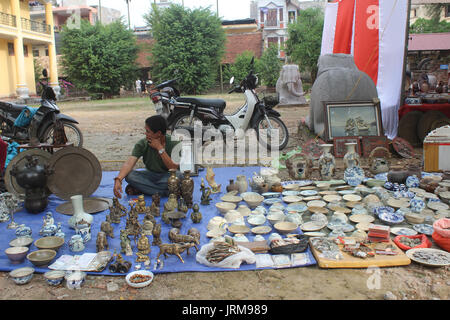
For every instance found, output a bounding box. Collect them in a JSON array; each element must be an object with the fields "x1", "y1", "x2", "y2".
[
  {"x1": 262, "y1": 192, "x2": 281, "y2": 199},
  {"x1": 44, "y1": 270, "x2": 66, "y2": 286},
  {"x1": 384, "y1": 182, "x2": 394, "y2": 190},
  {"x1": 378, "y1": 211, "x2": 404, "y2": 225},
  {"x1": 410, "y1": 197, "x2": 426, "y2": 213},
  {"x1": 374, "y1": 206, "x2": 395, "y2": 216},
  {"x1": 406, "y1": 175, "x2": 420, "y2": 188},
  {"x1": 65, "y1": 271, "x2": 86, "y2": 290},
  {"x1": 374, "y1": 172, "x2": 388, "y2": 181},
  {"x1": 344, "y1": 167, "x2": 365, "y2": 187},
  {"x1": 263, "y1": 198, "x2": 282, "y2": 206},
  {"x1": 413, "y1": 223, "x2": 434, "y2": 236},
  {"x1": 286, "y1": 203, "x2": 308, "y2": 213},
  {"x1": 9, "y1": 267, "x2": 34, "y2": 285}
]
